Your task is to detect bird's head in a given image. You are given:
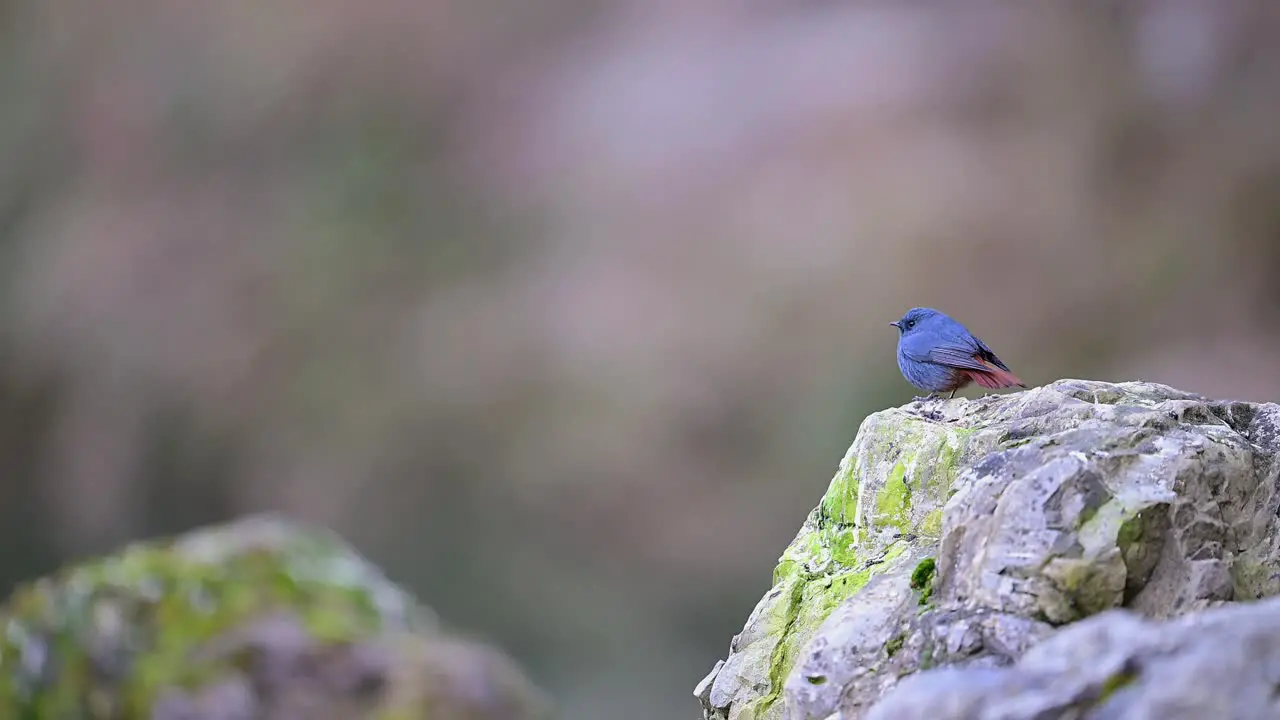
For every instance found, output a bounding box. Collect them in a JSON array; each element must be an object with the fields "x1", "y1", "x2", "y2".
[{"x1": 889, "y1": 307, "x2": 942, "y2": 336}]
